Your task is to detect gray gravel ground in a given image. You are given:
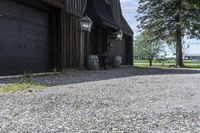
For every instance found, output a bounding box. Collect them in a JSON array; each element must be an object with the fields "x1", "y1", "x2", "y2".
[{"x1": 1, "y1": 67, "x2": 200, "y2": 133}]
